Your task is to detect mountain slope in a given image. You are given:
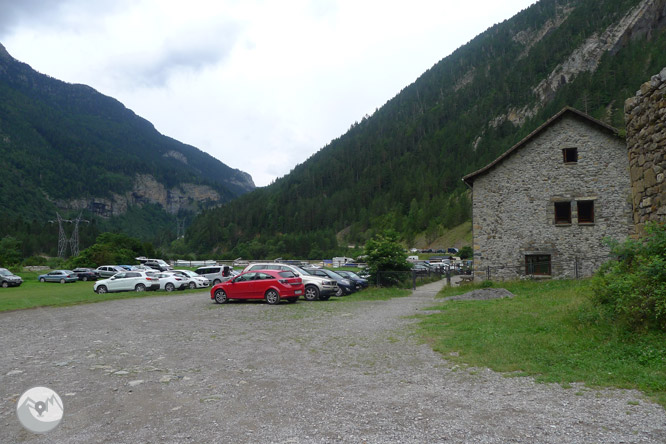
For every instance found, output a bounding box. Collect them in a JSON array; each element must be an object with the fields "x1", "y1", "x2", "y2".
[
  {"x1": 185, "y1": 0, "x2": 666, "y2": 259},
  {"x1": 0, "y1": 43, "x2": 254, "y2": 222}
]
